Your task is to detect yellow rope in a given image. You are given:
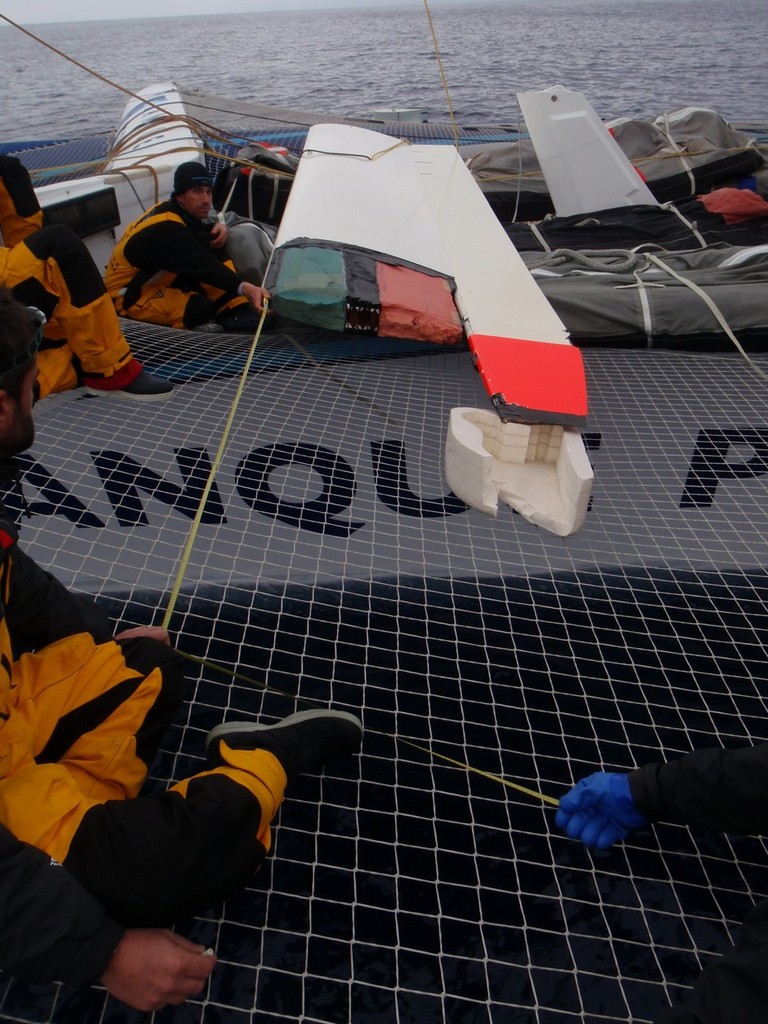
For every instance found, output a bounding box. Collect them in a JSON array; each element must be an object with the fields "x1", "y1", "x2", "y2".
[
  {"x1": 174, "y1": 649, "x2": 559, "y2": 807},
  {"x1": 301, "y1": 138, "x2": 410, "y2": 162},
  {"x1": 161, "y1": 303, "x2": 269, "y2": 630},
  {"x1": 401, "y1": 739, "x2": 560, "y2": 806},
  {"x1": 0, "y1": 12, "x2": 271, "y2": 182},
  {"x1": 177, "y1": 651, "x2": 306, "y2": 705},
  {"x1": 422, "y1": 0, "x2": 461, "y2": 150}
]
